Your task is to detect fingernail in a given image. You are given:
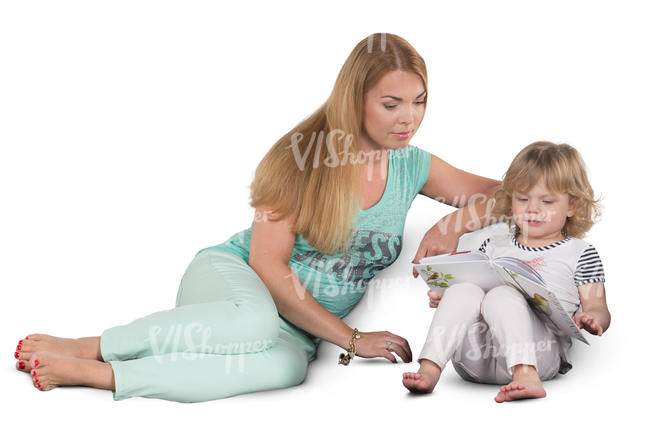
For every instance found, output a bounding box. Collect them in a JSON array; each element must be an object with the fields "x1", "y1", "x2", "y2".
[
  {"x1": 18, "y1": 361, "x2": 25, "y2": 369},
  {"x1": 14, "y1": 352, "x2": 19, "y2": 359},
  {"x1": 34, "y1": 360, "x2": 39, "y2": 367}
]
